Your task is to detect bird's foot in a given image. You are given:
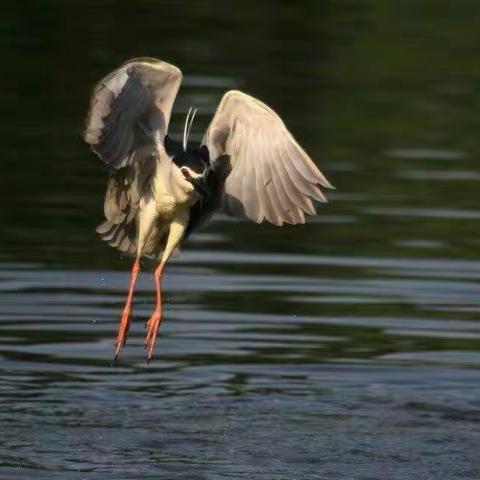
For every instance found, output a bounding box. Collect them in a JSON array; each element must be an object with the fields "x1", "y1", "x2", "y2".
[
  {"x1": 114, "y1": 307, "x2": 131, "y2": 360},
  {"x1": 145, "y1": 308, "x2": 162, "y2": 363}
]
